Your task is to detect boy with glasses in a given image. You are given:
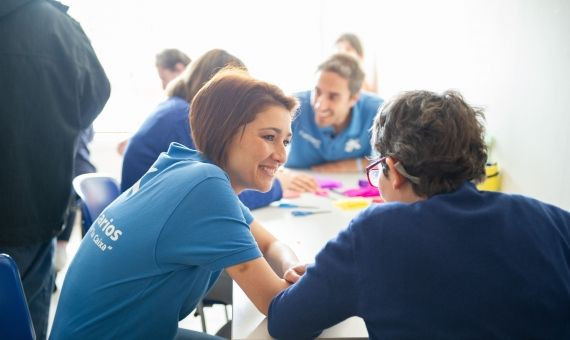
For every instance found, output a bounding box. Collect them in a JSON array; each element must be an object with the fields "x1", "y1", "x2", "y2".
[{"x1": 268, "y1": 90, "x2": 570, "y2": 339}]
